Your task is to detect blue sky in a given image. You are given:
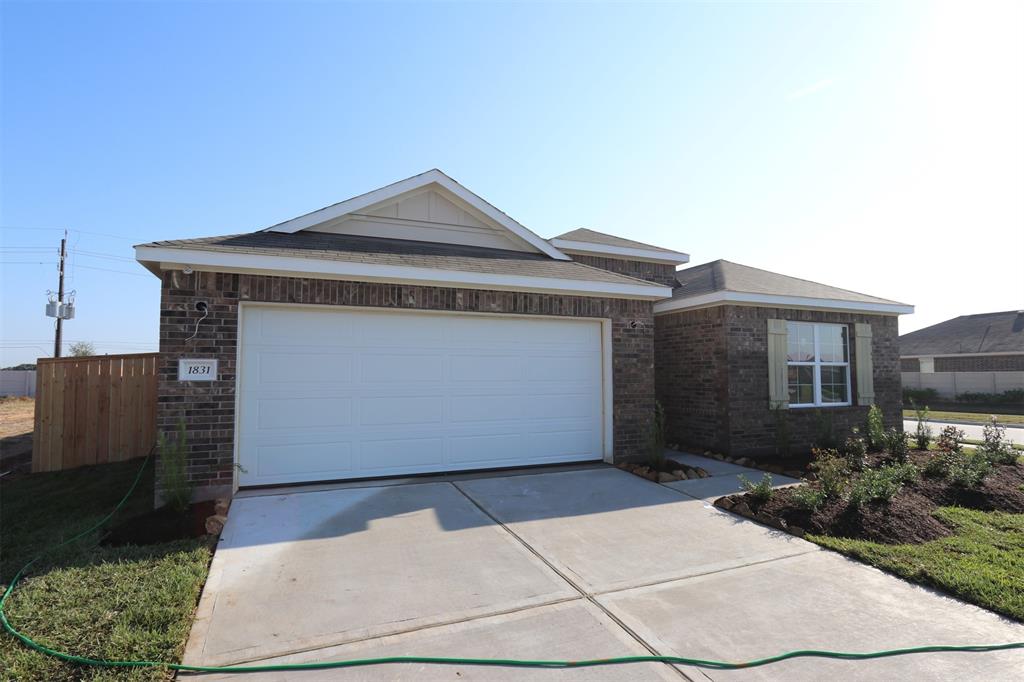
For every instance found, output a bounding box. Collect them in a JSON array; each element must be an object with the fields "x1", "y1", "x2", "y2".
[{"x1": 2, "y1": 1, "x2": 1022, "y2": 366}]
